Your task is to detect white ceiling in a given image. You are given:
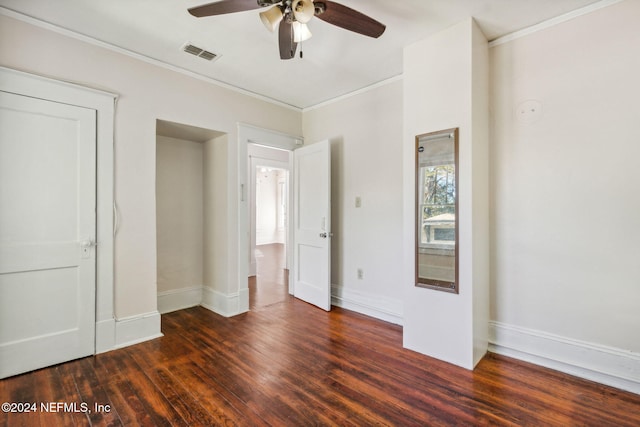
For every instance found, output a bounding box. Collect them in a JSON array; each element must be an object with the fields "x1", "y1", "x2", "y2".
[{"x1": 0, "y1": 0, "x2": 604, "y2": 109}]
